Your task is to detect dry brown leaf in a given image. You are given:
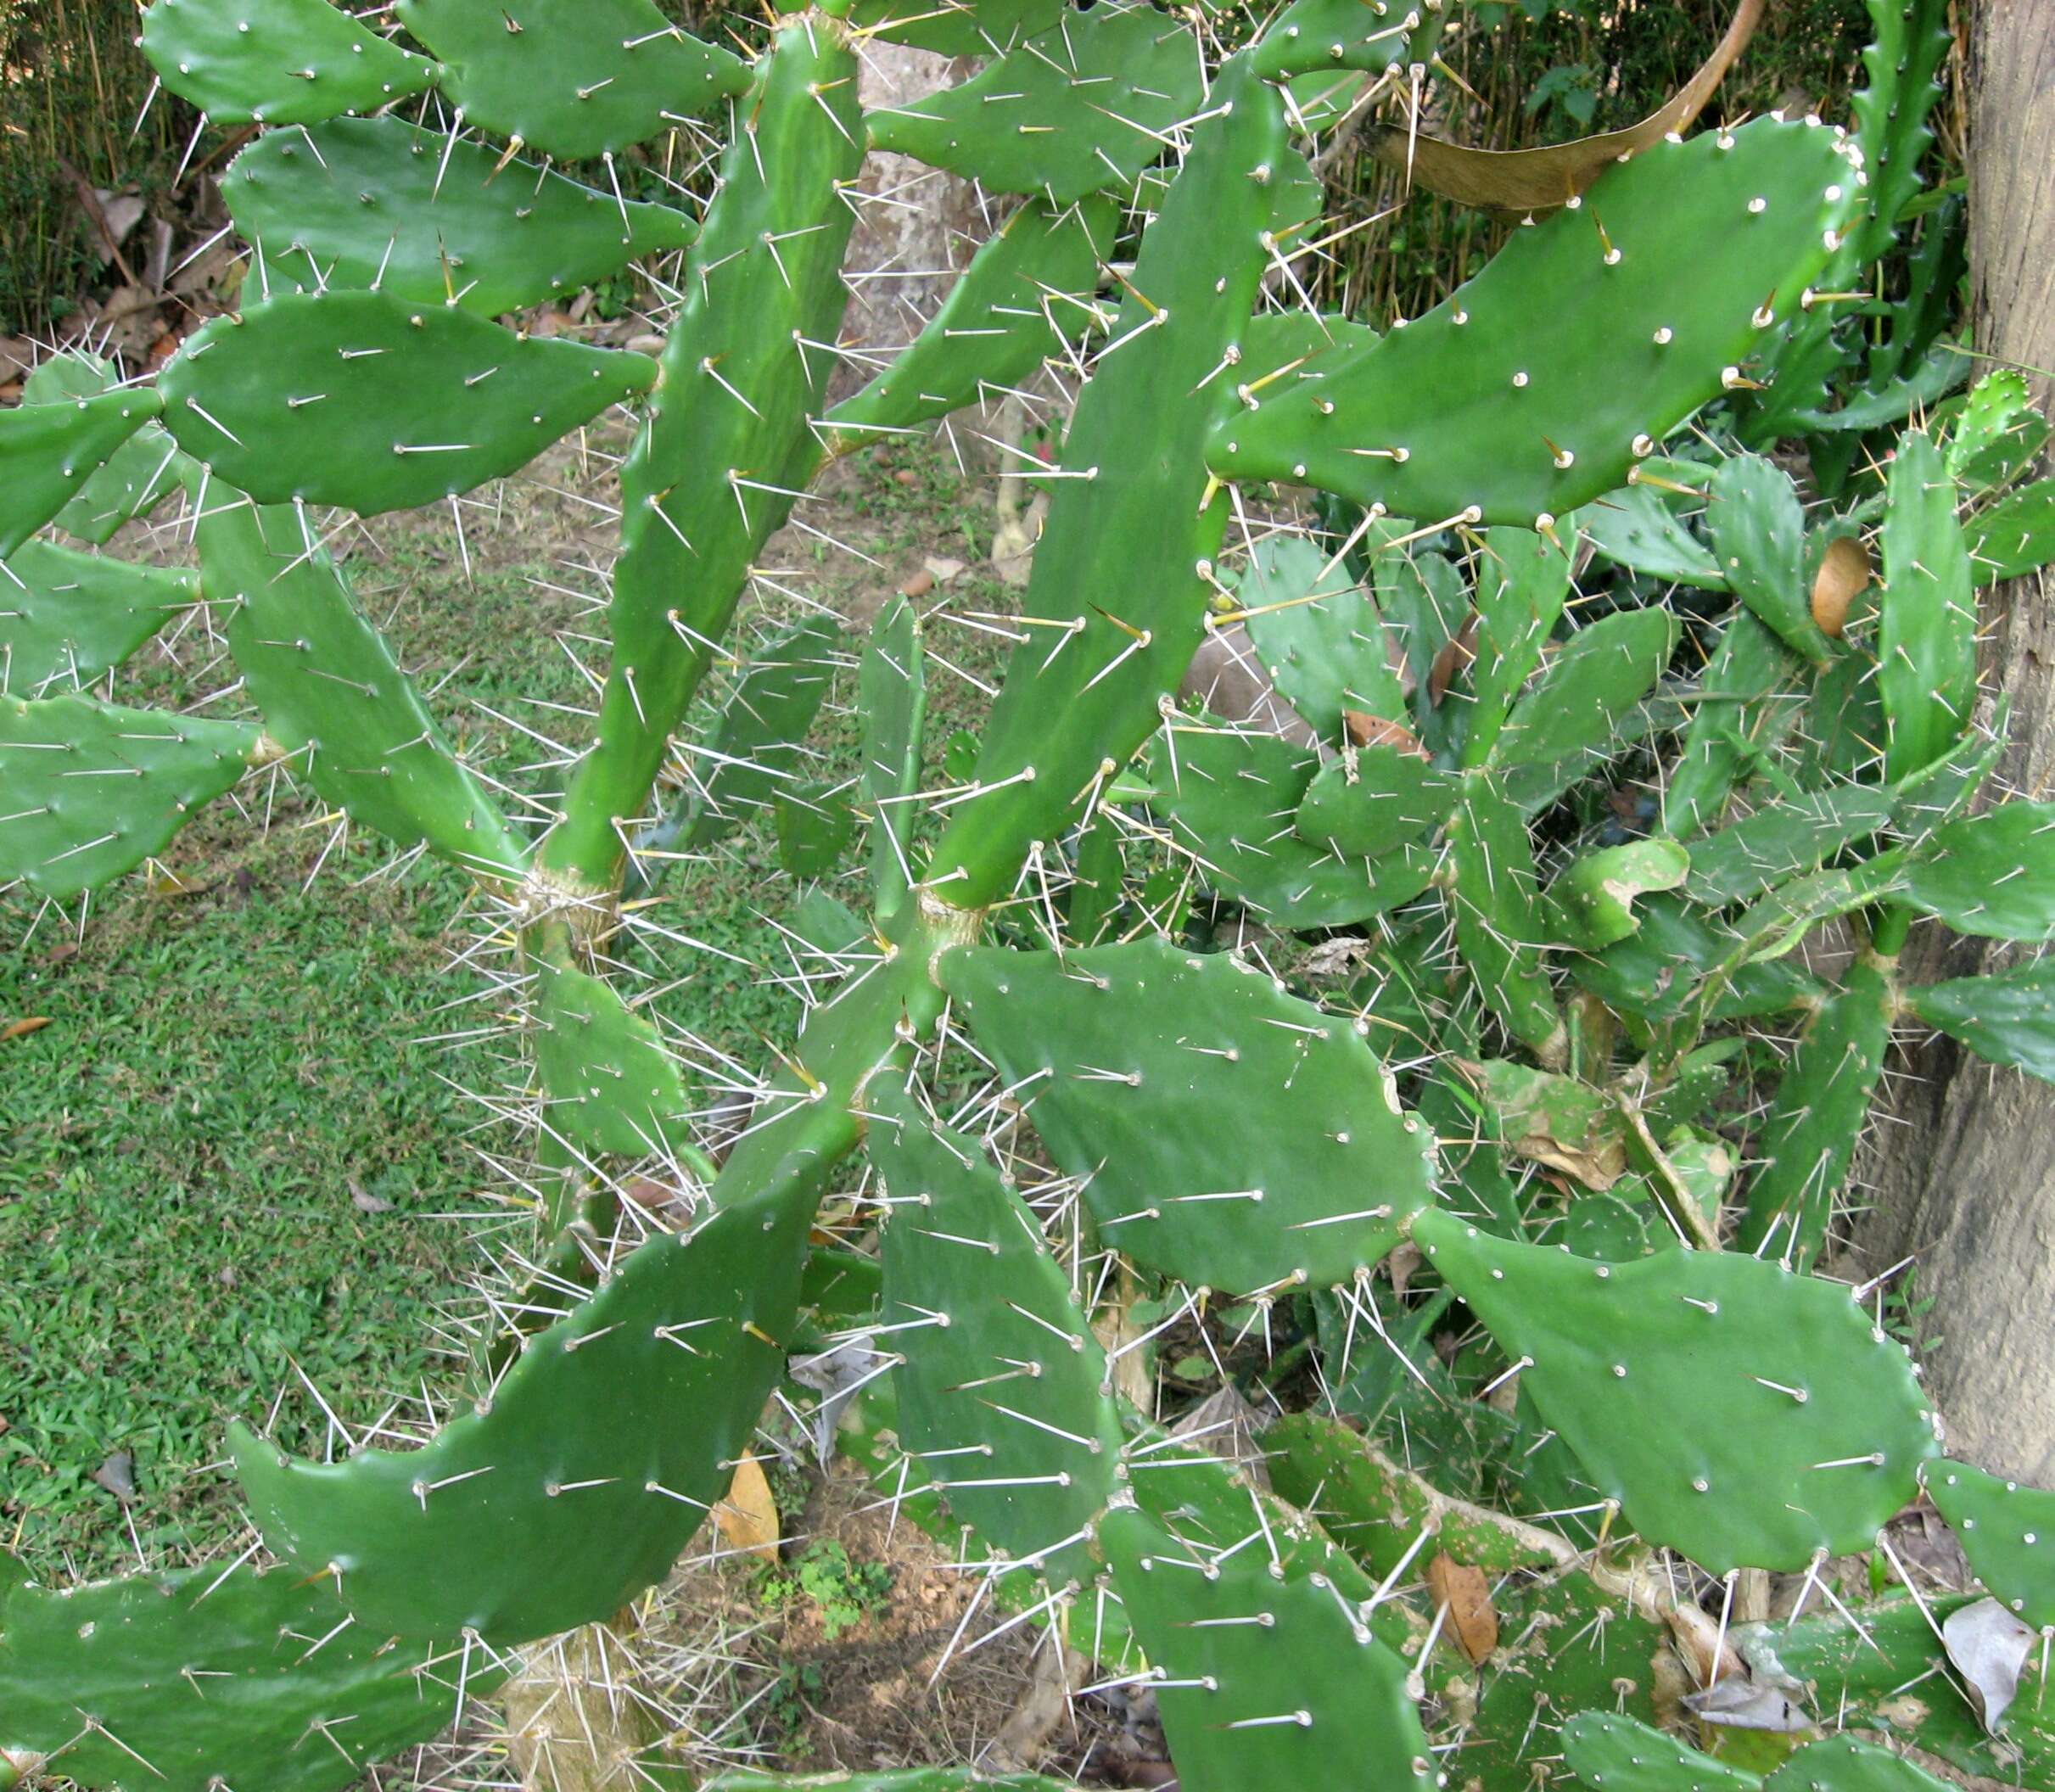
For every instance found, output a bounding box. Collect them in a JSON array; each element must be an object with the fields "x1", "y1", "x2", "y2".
[
  {"x1": 1427, "y1": 613, "x2": 1479, "y2": 707},
  {"x1": 1426, "y1": 1554, "x2": 1499, "y2": 1664},
  {"x1": 899, "y1": 568, "x2": 936, "y2": 599},
  {"x1": 2, "y1": 1017, "x2": 52, "y2": 1043},
  {"x1": 1344, "y1": 711, "x2": 1431, "y2": 757},
  {"x1": 1811, "y1": 534, "x2": 1873, "y2": 638},
  {"x1": 713, "y1": 1450, "x2": 781, "y2": 1562},
  {"x1": 1368, "y1": 0, "x2": 1764, "y2": 217}
]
